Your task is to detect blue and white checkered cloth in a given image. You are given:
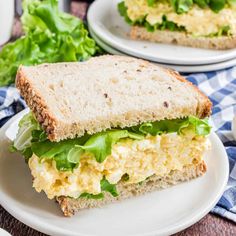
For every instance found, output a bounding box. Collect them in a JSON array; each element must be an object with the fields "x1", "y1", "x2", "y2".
[
  {"x1": 0, "y1": 67, "x2": 236, "y2": 222},
  {"x1": 187, "y1": 68, "x2": 236, "y2": 222},
  {"x1": 0, "y1": 86, "x2": 26, "y2": 127}
]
